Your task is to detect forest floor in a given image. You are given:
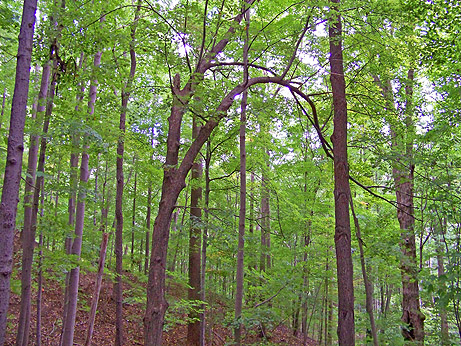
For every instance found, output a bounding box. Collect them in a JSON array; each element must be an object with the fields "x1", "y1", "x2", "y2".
[{"x1": 6, "y1": 242, "x2": 317, "y2": 345}]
